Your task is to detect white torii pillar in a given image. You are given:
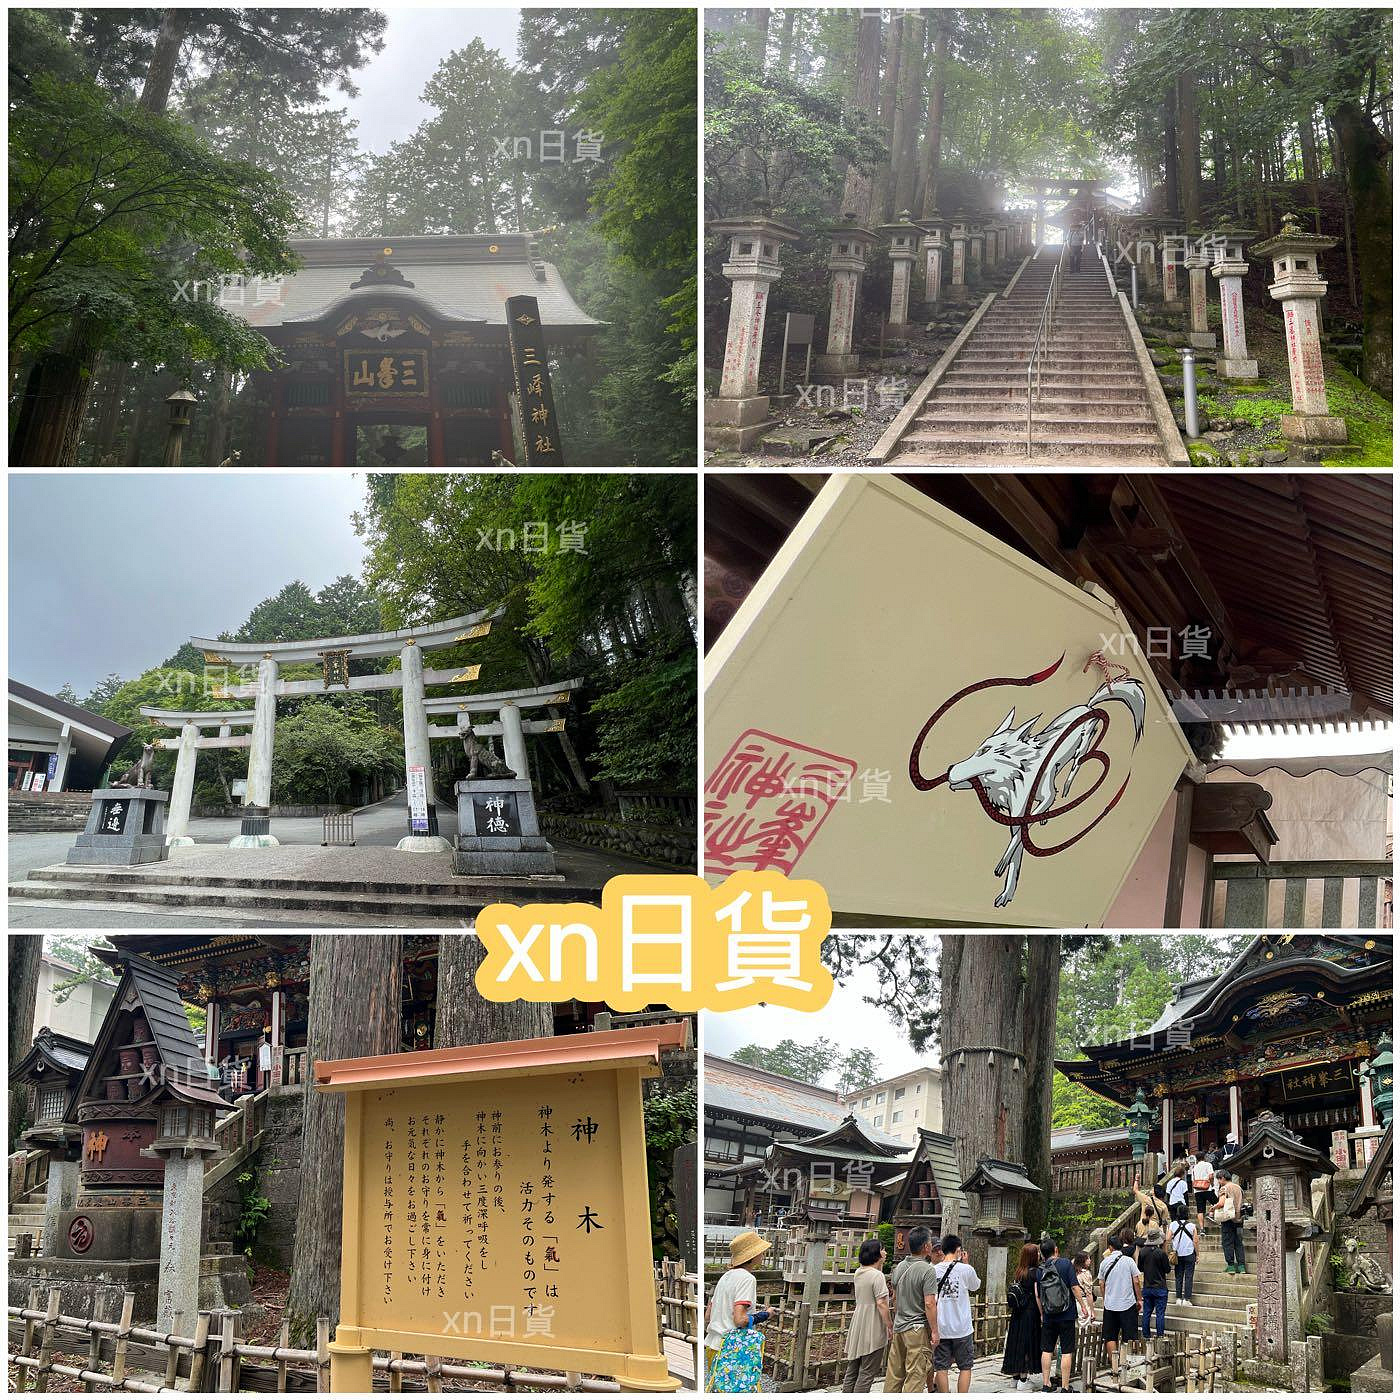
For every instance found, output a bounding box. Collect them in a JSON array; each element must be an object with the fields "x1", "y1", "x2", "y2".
[
  {"x1": 166, "y1": 721, "x2": 200, "y2": 846},
  {"x1": 397, "y1": 637, "x2": 451, "y2": 852},
  {"x1": 232, "y1": 655, "x2": 279, "y2": 848}
]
